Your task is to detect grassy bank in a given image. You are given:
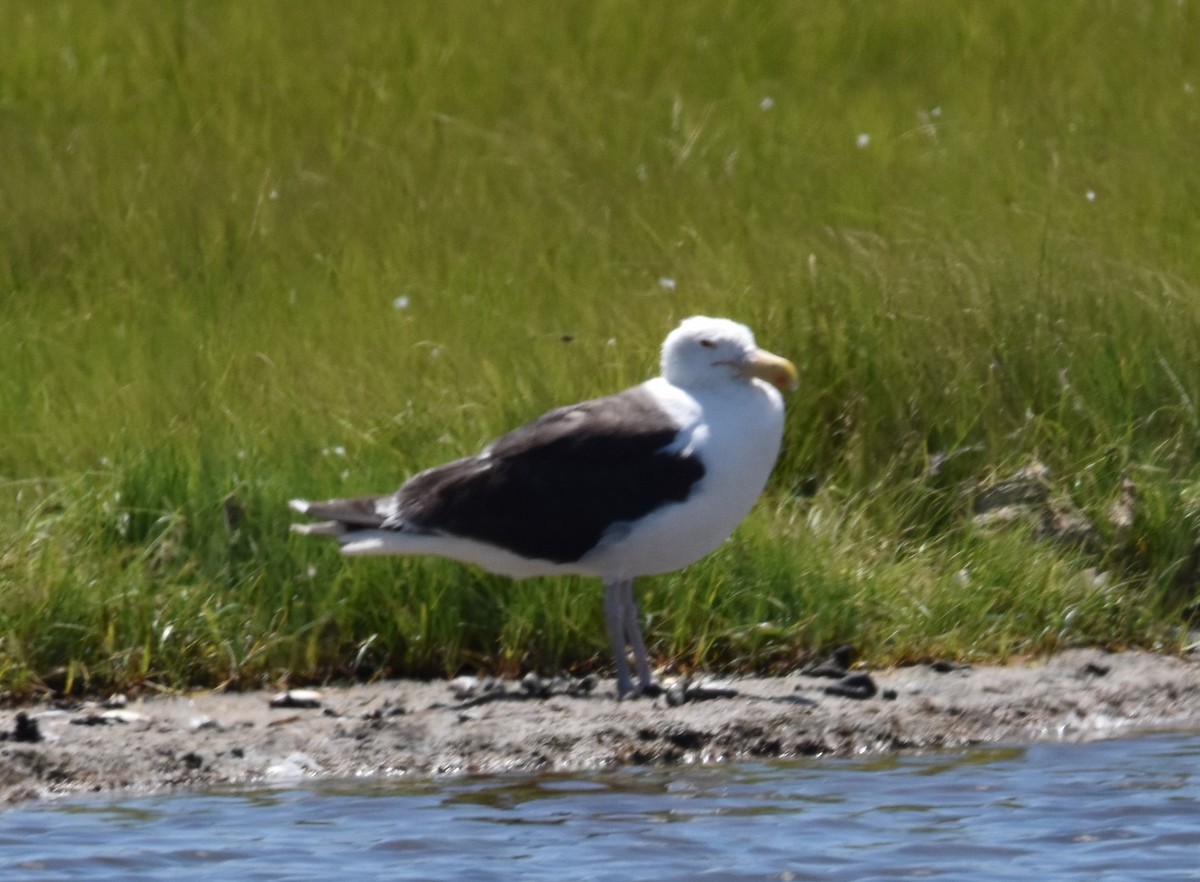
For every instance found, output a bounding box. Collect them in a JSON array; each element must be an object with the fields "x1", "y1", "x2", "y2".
[{"x1": 2, "y1": 0, "x2": 1199, "y2": 696}]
